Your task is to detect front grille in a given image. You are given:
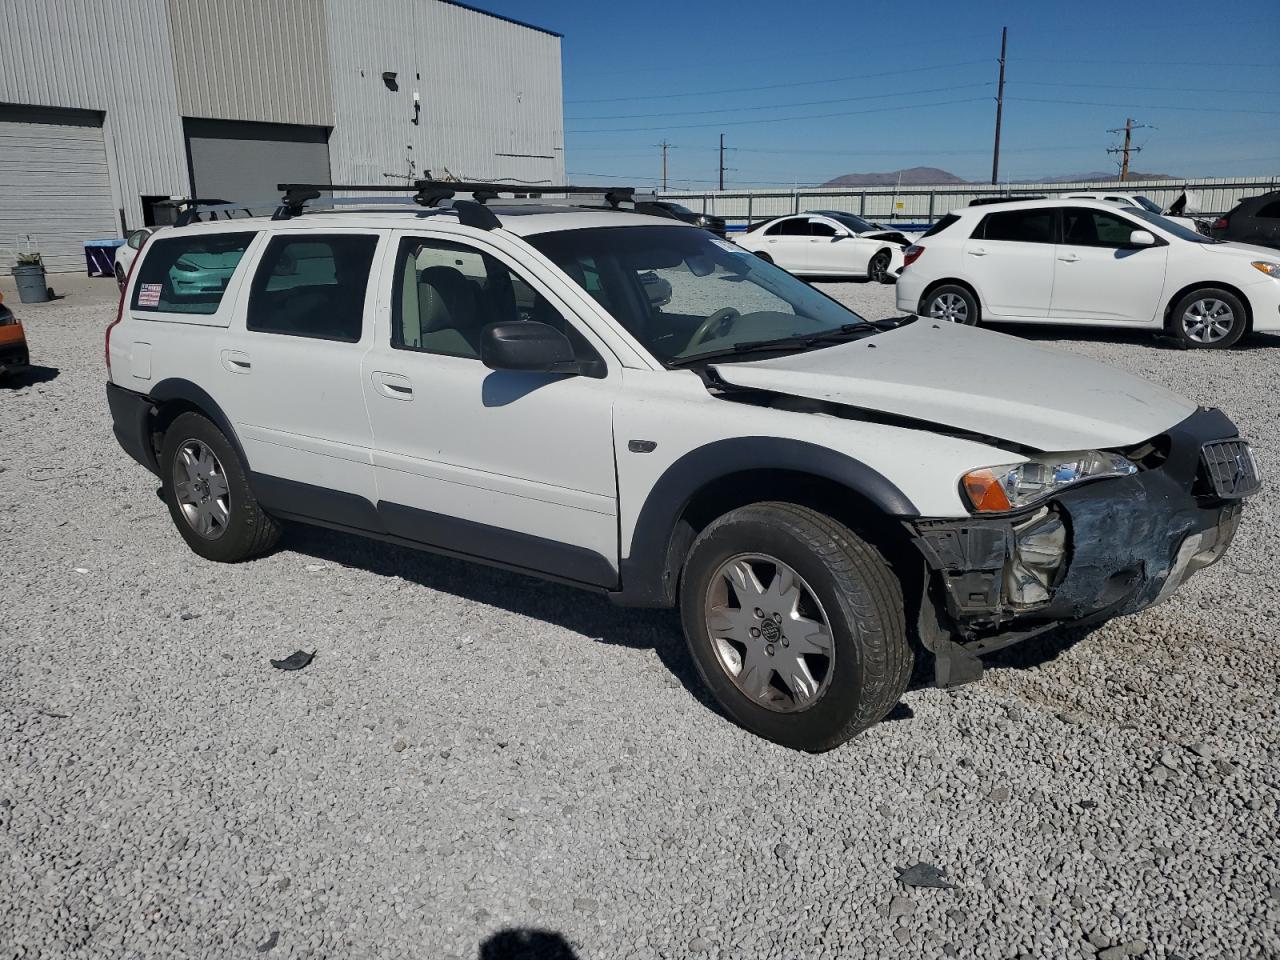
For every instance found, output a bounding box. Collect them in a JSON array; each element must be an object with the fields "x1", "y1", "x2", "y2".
[{"x1": 1200, "y1": 439, "x2": 1261, "y2": 499}]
